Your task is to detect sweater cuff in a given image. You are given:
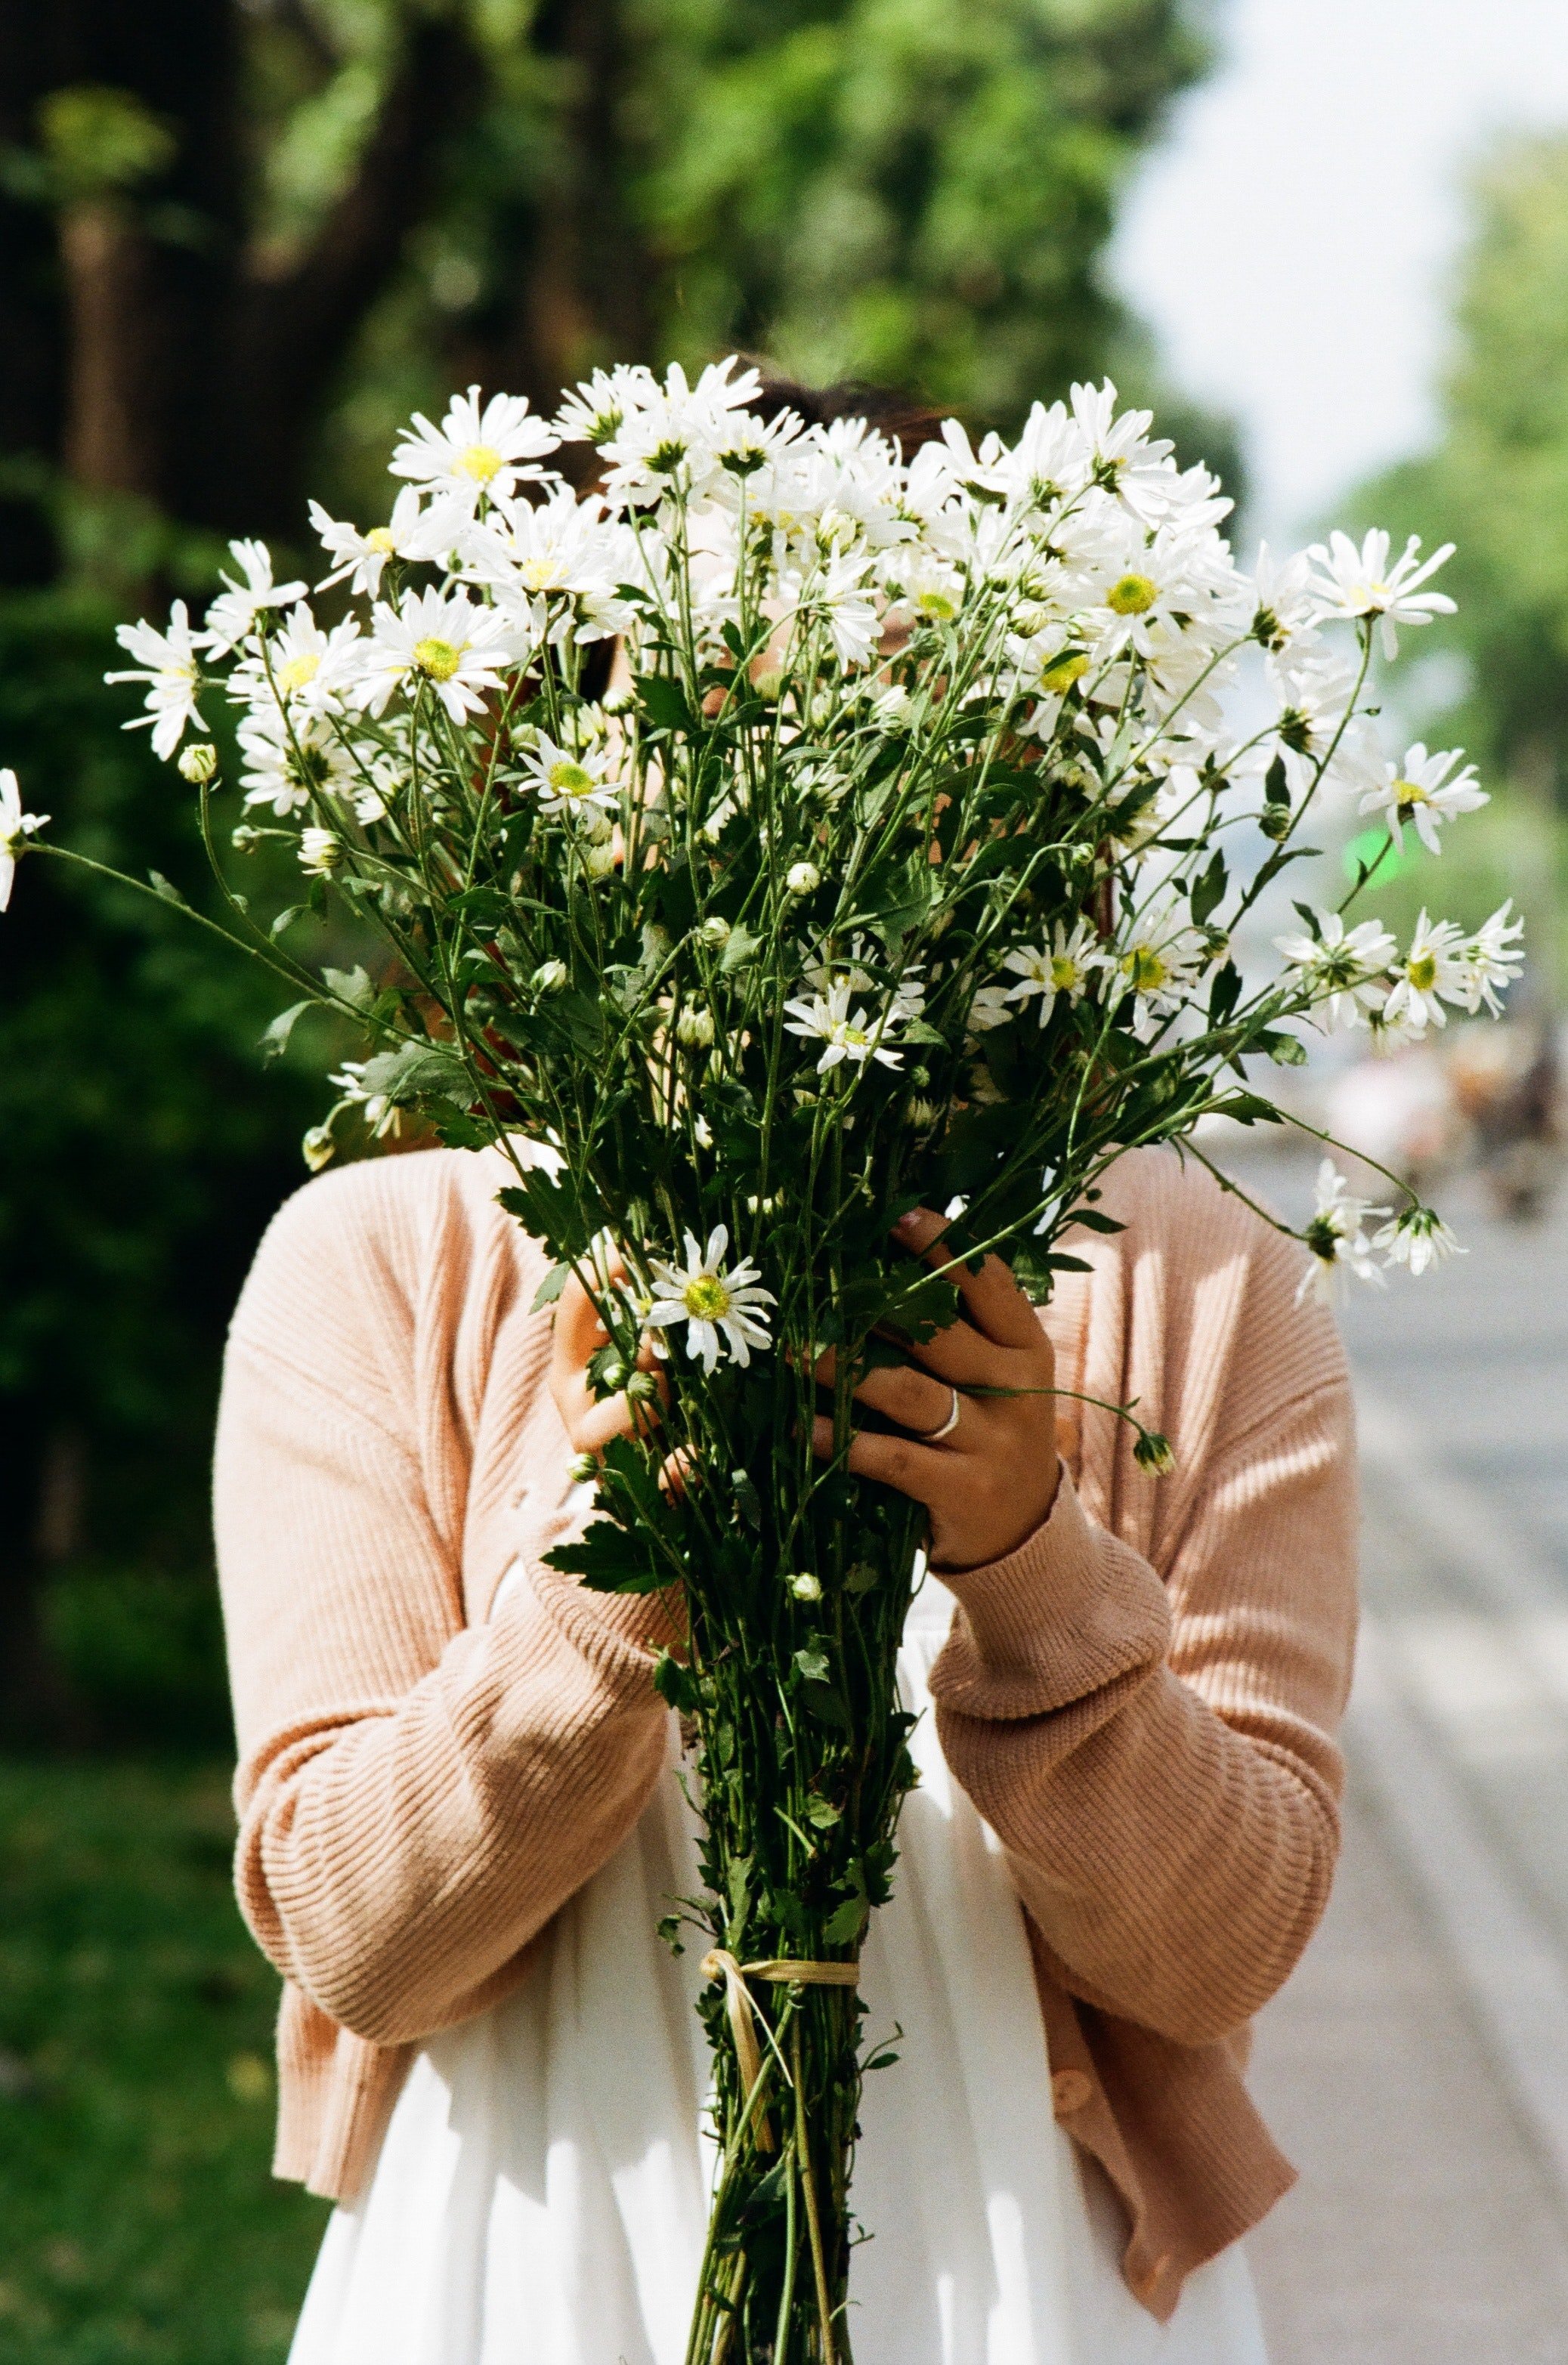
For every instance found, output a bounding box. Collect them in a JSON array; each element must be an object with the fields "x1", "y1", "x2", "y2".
[{"x1": 929, "y1": 1464, "x2": 1172, "y2": 1720}]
